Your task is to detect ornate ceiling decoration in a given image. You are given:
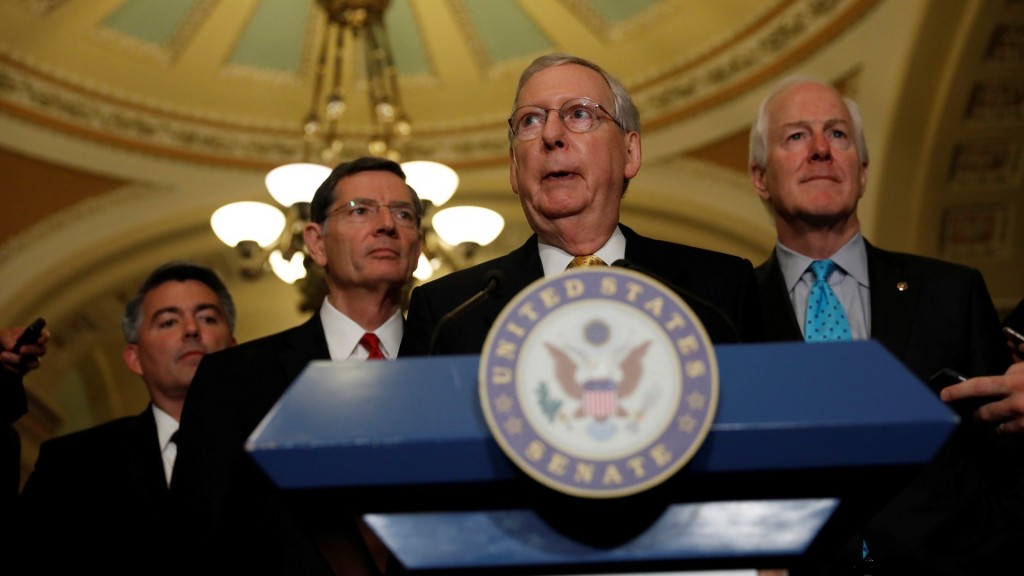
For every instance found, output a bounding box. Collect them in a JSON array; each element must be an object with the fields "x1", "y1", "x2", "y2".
[{"x1": 0, "y1": 0, "x2": 877, "y2": 167}]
